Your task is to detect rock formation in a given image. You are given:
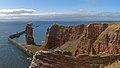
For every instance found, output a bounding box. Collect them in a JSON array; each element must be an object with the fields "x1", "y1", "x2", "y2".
[
  {"x1": 45, "y1": 23, "x2": 120, "y2": 56},
  {"x1": 29, "y1": 23, "x2": 120, "y2": 68},
  {"x1": 75, "y1": 24, "x2": 109, "y2": 55},
  {"x1": 29, "y1": 50, "x2": 91, "y2": 68},
  {"x1": 93, "y1": 24, "x2": 120, "y2": 55},
  {"x1": 45, "y1": 24, "x2": 86, "y2": 49},
  {"x1": 25, "y1": 23, "x2": 36, "y2": 45},
  {"x1": 29, "y1": 50, "x2": 120, "y2": 68}
]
